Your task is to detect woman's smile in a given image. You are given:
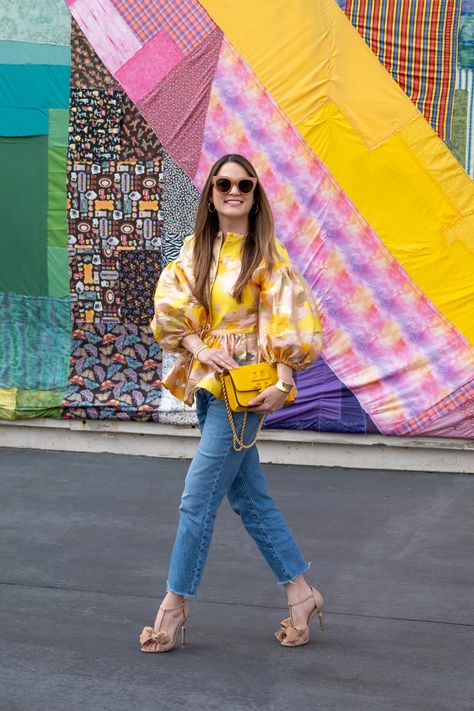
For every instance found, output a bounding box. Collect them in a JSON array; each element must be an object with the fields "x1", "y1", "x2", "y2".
[{"x1": 224, "y1": 197, "x2": 244, "y2": 206}]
